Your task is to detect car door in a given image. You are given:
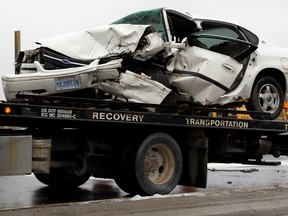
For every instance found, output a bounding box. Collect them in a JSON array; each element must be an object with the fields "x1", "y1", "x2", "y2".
[
  {"x1": 165, "y1": 17, "x2": 258, "y2": 105},
  {"x1": 189, "y1": 20, "x2": 258, "y2": 92}
]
